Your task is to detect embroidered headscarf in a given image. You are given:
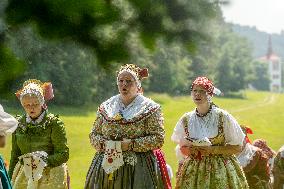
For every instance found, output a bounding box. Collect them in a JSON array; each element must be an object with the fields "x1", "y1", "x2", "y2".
[
  {"x1": 16, "y1": 79, "x2": 54, "y2": 106},
  {"x1": 117, "y1": 64, "x2": 149, "y2": 89},
  {"x1": 253, "y1": 139, "x2": 276, "y2": 159},
  {"x1": 0, "y1": 104, "x2": 18, "y2": 136},
  {"x1": 191, "y1": 77, "x2": 221, "y2": 96}
]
